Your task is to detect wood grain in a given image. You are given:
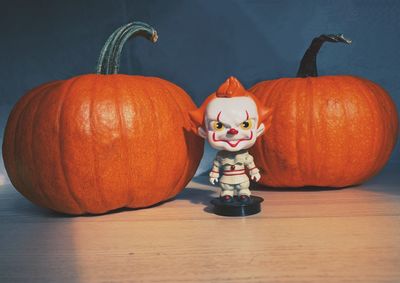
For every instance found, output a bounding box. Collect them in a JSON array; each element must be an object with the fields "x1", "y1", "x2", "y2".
[{"x1": 0, "y1": 165, "x2": 399, "y2": 283}]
